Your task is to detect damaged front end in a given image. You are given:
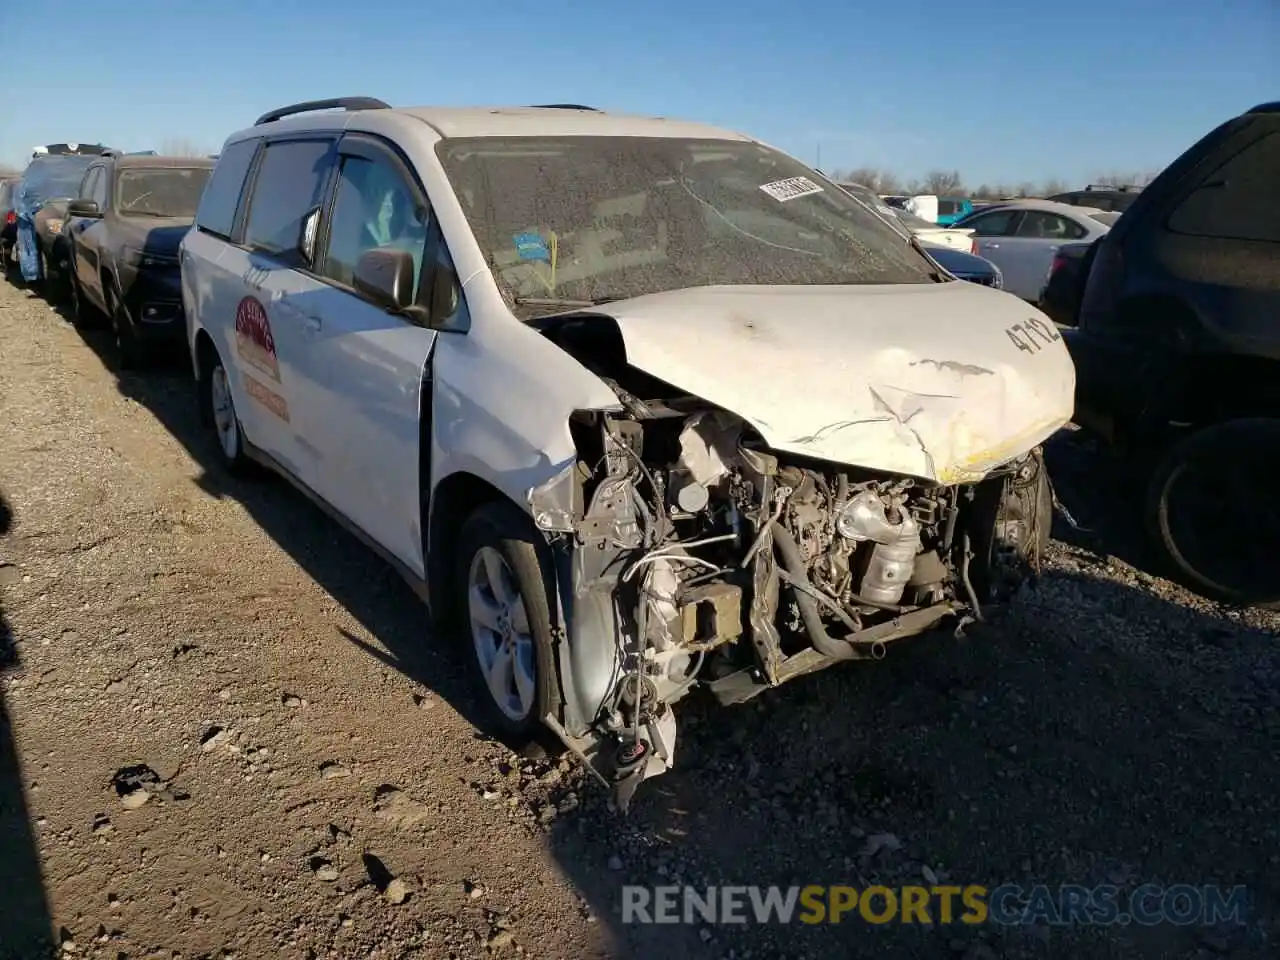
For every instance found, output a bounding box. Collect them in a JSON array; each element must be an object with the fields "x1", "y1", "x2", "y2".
[{"x1": 528, "y1": 369, "x2": 1053, "y2": 812}]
